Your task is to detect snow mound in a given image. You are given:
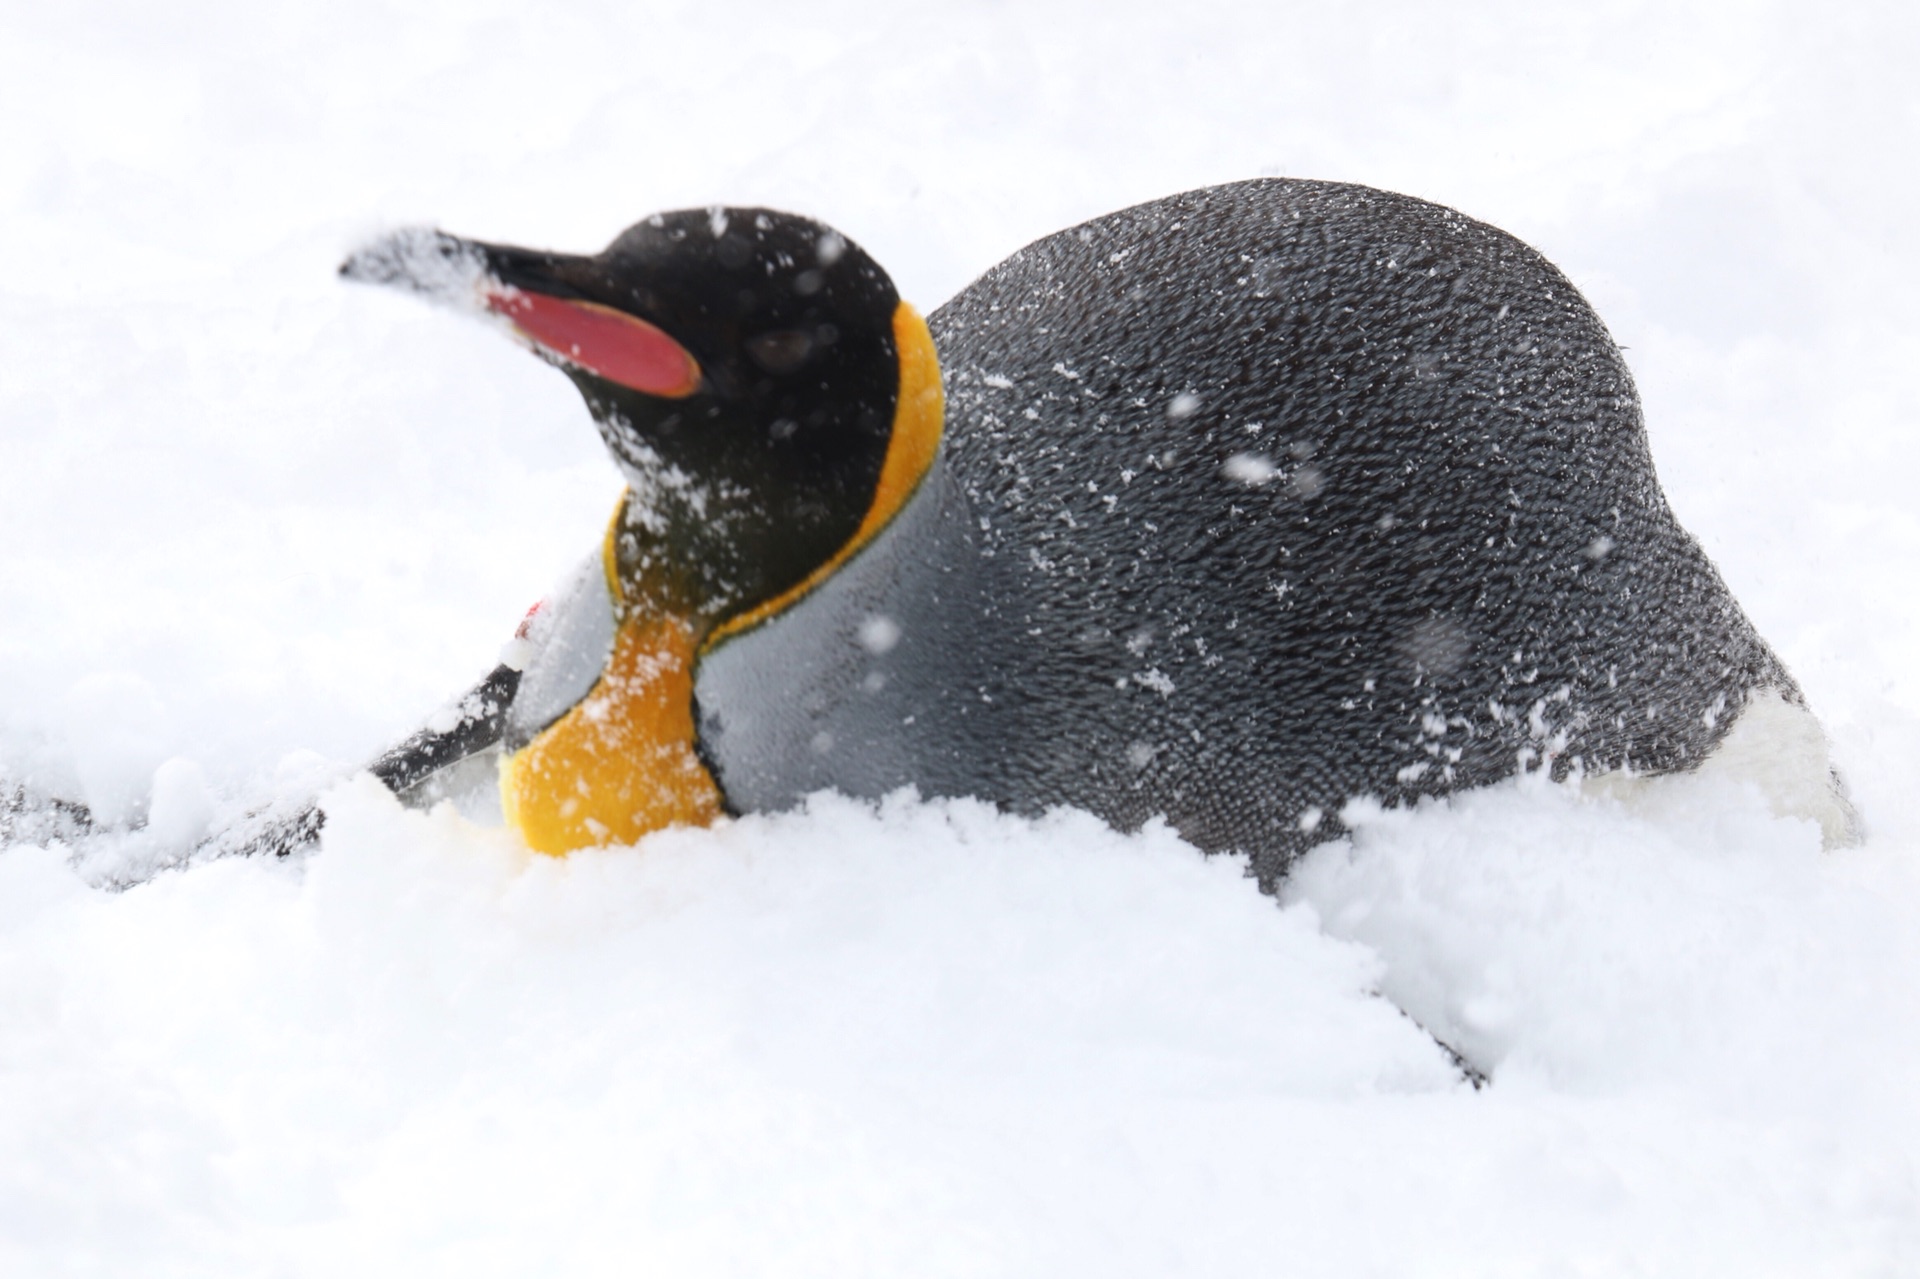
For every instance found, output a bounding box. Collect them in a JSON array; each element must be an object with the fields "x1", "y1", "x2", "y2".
[
  {"x1": 4, "y1": 774, "x2": 1917, "y2": 1275},
  {"x1": 0, "y1": 782, "x2": 1466, "y2": 1276},
  {"x1": 1289, "y1": 777, "x2": 1920, "y2": 1101}
]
